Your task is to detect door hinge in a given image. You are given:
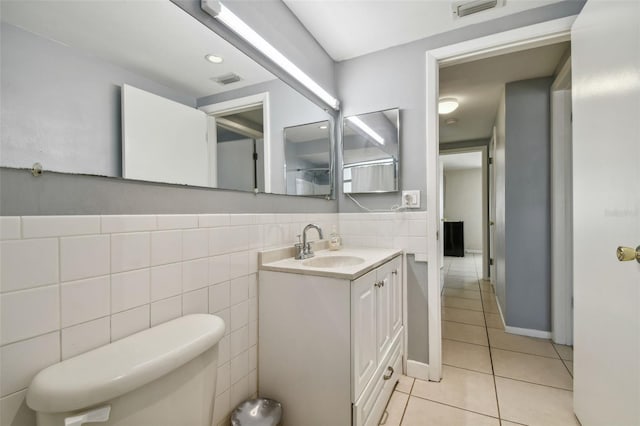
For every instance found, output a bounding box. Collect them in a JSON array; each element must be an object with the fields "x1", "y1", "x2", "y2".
[
  {"x1": 436, "y1": 230, "x2": 439, "y2": 240},
  {"x1": 489, "y1": 258, "x2": 494, "y2": 266},
  {"x1": 488, "y1": 157, "x2": 493, "y2": 165},
  {"x1": 253, "y1": 153, "x2": 258, "y2": 160}
]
